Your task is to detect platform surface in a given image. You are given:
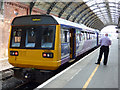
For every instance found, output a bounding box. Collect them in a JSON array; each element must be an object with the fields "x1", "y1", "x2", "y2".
[
  {"x1": 36, "y1": 39, "x2": 118, "y2": 89},
  {"x1": 0, "y1": 58, "x2": 13, "y2": 71}
]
